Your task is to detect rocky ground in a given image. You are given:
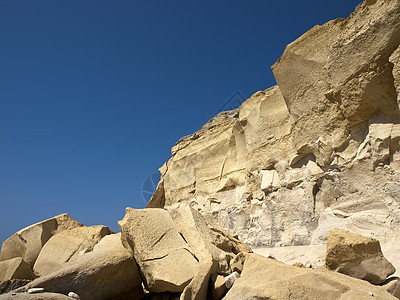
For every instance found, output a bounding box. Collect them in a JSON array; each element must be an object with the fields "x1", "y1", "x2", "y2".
[
  {"x1": 2, "y1": 0, "x2": 400, "y2": 299},
  {"x1": 0, "y1": 209, "x2": 400, "y2": 299}
]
